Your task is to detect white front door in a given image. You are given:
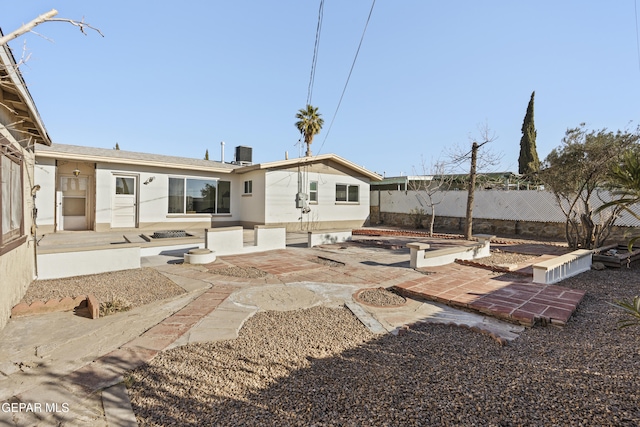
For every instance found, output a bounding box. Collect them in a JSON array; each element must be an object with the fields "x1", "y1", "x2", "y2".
[{"x1": 111, "y1": 175, "x2": 137, "y2": 228}]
